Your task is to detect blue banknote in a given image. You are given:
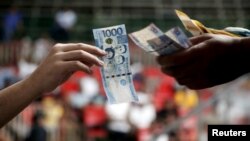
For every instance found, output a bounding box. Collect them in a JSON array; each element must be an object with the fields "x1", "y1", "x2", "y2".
[
  {"x1": 165, "y1": 27, "x2": 191, "y2": 48},
  {"x1": 129, "y1": 24, "x2": 190, "y2": 56},
  {"x1": 147, "y1": 34, "x2": 184, "y2": 55},
  {"x1": 146, "y1": 26, "x2": 191, "y2": 55},
  {"x1": 93, "y1": 24, "x2": 138, "y2": 104}
]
